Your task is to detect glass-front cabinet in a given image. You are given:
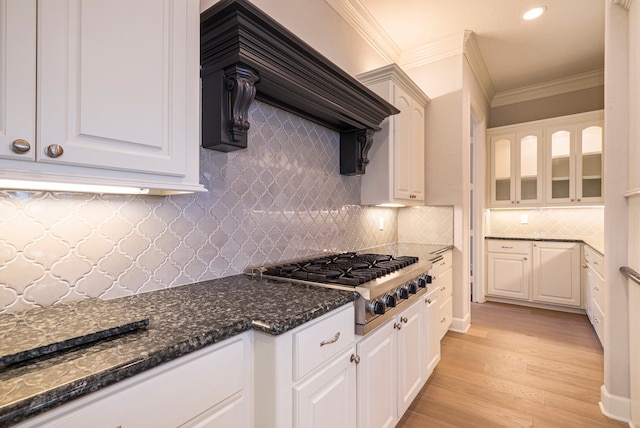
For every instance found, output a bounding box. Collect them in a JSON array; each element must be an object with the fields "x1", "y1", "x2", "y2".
[
  {"x1": 487, "y1": 110, "x2": 603, "y2": 207},
  {"x1": 545, "y1": 118, "x2": 604, "y2": 205},
  {"x1": 489, "y1": 129, "x2": 543, "y2": 206}
]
